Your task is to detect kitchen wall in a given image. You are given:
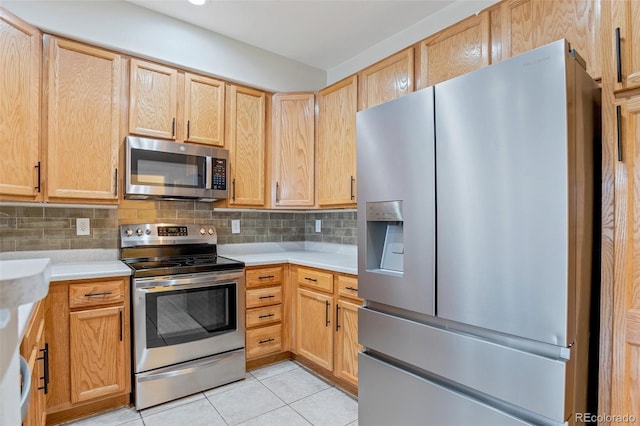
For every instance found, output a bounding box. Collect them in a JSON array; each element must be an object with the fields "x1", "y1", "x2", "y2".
[
  {"x1": 0, "y1": 204, "x2": 357, "y2": 252},
  {"x1": 1, "y1": 0, "x2": 497, "y2": 91},
  {"x1": 1, "y1": 0, "x2": 325, "y2": 92}
]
